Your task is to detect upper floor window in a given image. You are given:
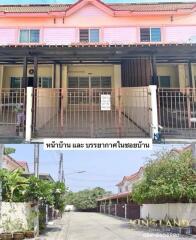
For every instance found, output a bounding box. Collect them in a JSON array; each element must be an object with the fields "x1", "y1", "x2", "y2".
[
  {"x1": 79, "y1": 29, "x2": 99, "y2": 43},
  {"x1": 140, "y1": 28, "x2": 161, "y2": 42},
  {"x1": 19, "y1": 29, "x2": 40, "y2": 43}
]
